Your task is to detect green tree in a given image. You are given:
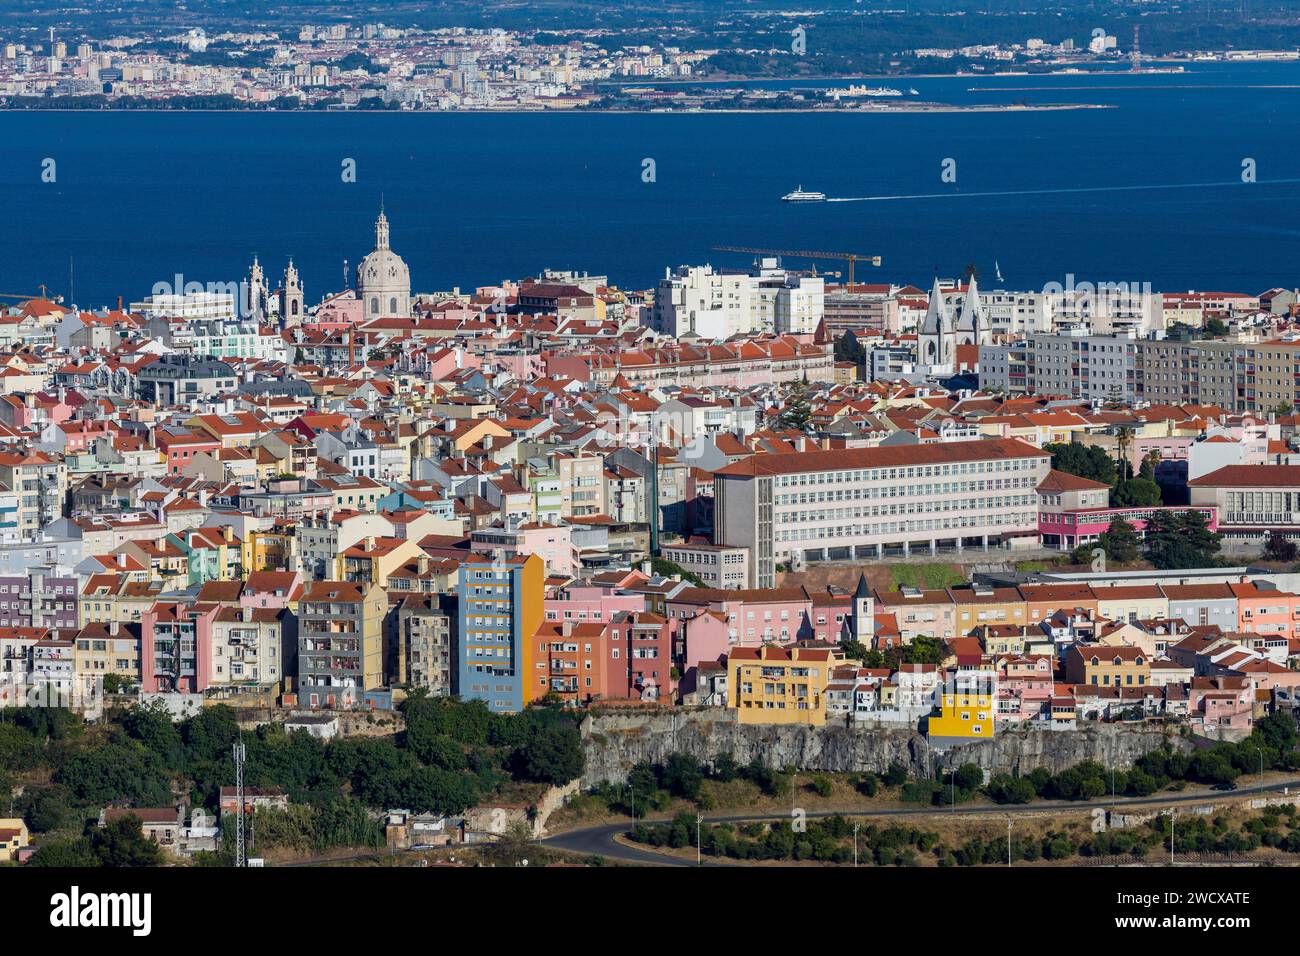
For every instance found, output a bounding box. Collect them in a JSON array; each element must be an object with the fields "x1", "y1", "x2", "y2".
[
  {"x1": 662, "y1": 753, "x2": 704, "y2": 800},
  {"x1": 834, "y1": 330, "x2": 865, "y2": 365},
  {"x1": 1138, "y1": 450, "x2": 1163, "y2": 482},
  {"x1": 1097, "y1": 516, "x2": 1141, "y2": 563},
  {"x1": 1144, "y1": 509, "x2": 1222, "y2": 570},
  {"x1": 903, "y1": 634, "x2": 944, "y2": 666},
  {"x1": 122, "y1": 701, "x2": 185, "y2": 769},
  {"x1": 1112, "y1": 427, "x2": 1134, "y2": 479},
  {"x1": 28, "y1": 837, "x2": 99, "y2": 867},
  {"x1": 1112, "y1": 477, "x2": 1162, "y2": 508},
  {"x1": 1044, "y1": 441, "x2": 1116, "y2": 485},
  {"x1": 515, "y1": 721, "x2": 584, "y2": 785},
  {"x1": 777, "y1": 379, "x2": 813, "y2": 432},
  {"x1": 90, "y1": 814, "x2": 165, "y2": 867},
  {"x1": 1262, "y1": 531, "x2": 1298, "y2": 564}
]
